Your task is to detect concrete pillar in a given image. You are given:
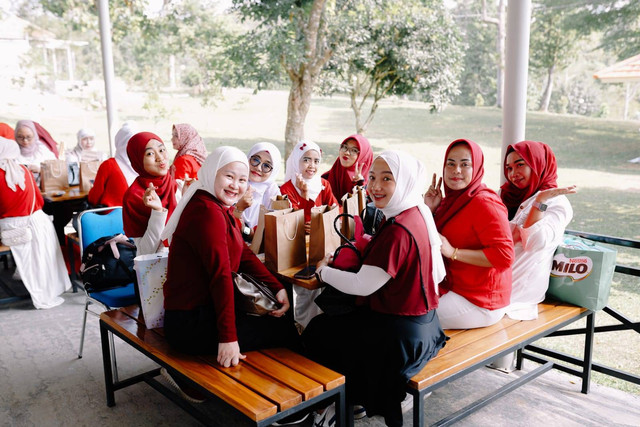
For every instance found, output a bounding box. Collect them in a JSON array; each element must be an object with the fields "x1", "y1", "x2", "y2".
[{"x1": 98, "y1": 0, "x2": 117, "y2": 157}]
